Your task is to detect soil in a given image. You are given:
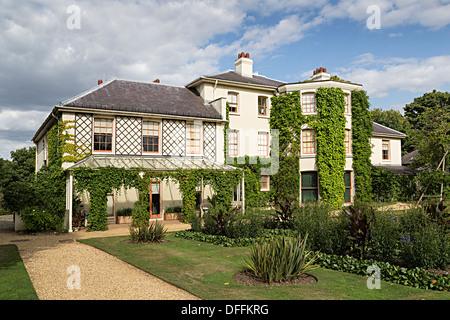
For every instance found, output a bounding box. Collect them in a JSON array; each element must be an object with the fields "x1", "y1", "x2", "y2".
[{"x1": 232, "y1": 270, "x2": 317, "y2": 287}]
